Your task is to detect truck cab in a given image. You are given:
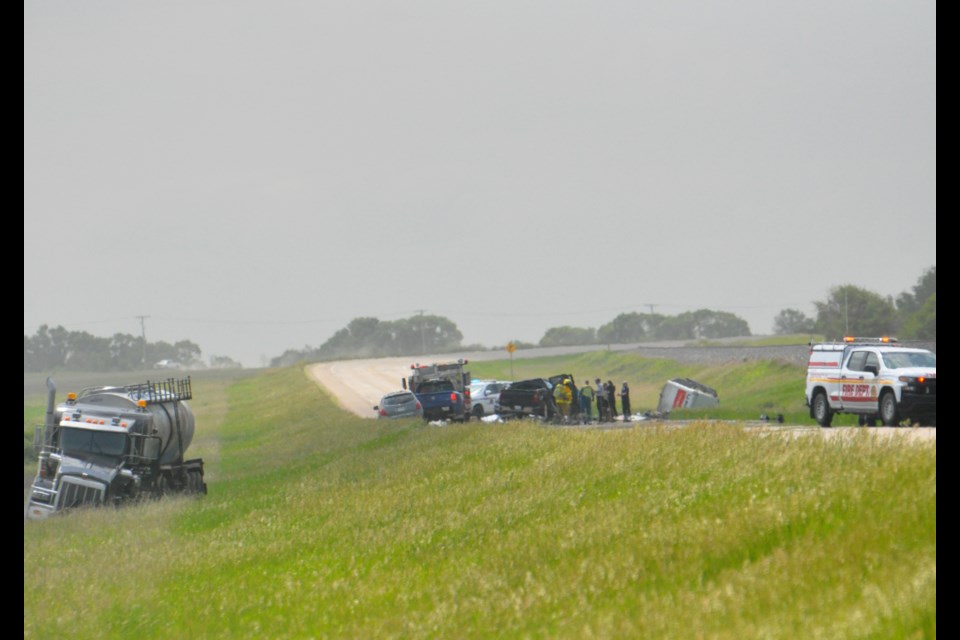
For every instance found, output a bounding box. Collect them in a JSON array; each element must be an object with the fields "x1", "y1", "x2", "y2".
[
  {"x1": 805, "y1": 337, "x2": 936, "y2": 427},
  {"x1": 26, "y1": 378, "x2": 206, "y2": 520}
]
